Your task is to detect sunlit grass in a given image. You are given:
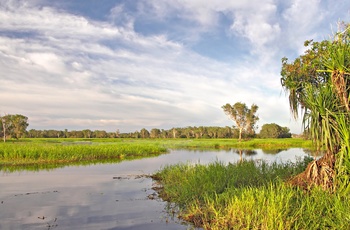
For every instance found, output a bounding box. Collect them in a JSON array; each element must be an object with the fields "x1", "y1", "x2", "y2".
[
  {"x1": 157, "y1": 138, "x2": 313, "y2": 149},
  {"x1": 0, "y1": 141, "x2": 167, "y2": 167},
  {"x1": 0, "y1": 137, "x2": 313, "y2": 168},
  {"x1": 153, "y1": 158, "x2": 350, "y2": 229},
  {"x1": 8, "y1": 137, "x2": 313, "y2": 147}
]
